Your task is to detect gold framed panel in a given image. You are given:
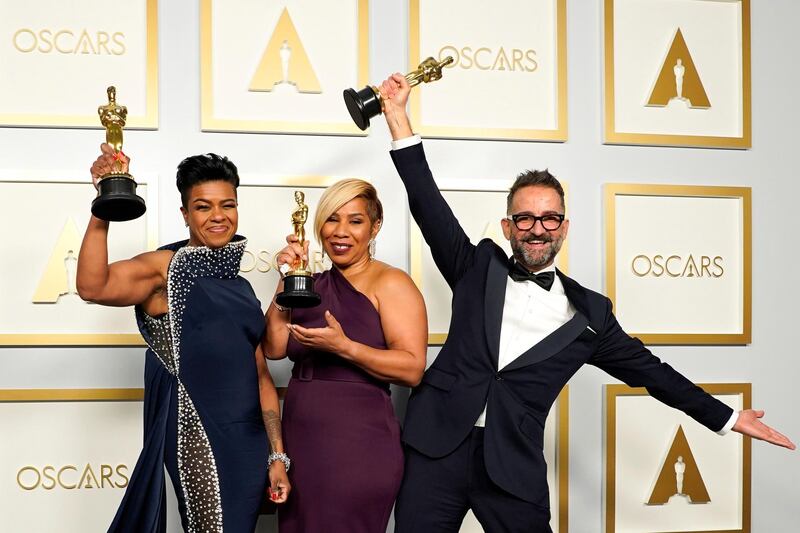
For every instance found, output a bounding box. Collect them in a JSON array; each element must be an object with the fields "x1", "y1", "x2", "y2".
[
  {"x1": 0, "y1": 172, "x2": 159, "y2": 346},
  {"x1": 408, "y1": 0, "x2": 567, "y2": 141},
  {"x1": 410, "y1": 179, "x2": 568, "y2": 344},
  {"x1": 200, "y1": 0, "x2": 369, "y2": 135},
  {"x1": 605, "y1": 383, "x2": 751, "y2": 533},
  {"x1": 0, "y1": 388, "x2": 144, "y2": 532},
  {"x1": 0, "y1": 0, "x2": 159, "y2": 128},
  {"x1": 605, "y1": 183, "x2": 751, "y2": 345},
  {"x1": 603, "y1": 0, "x2": 751, "y2": 148}
]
